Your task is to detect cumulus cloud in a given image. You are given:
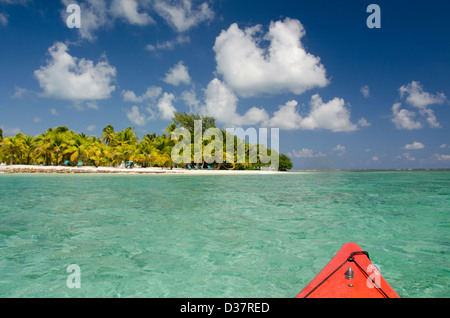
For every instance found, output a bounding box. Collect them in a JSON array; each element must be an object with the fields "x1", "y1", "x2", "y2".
[
  {"x1": 86, "y1": 124, "x2": 96, "y2": 132},
  {"x1": 298, "y1": 95, "x2": 359, "y2": 132},
  {"x1": 61, "y1": 0, "x2": 111, "y2": 42},
  {"x1": 288, "y1": 148, "x2": 326, "y2": 158},
  {"x1": 163, "y1": 61, "x2": 191, "y2": 86},
  {"x1": 145, "y1": 35, "x2": 190, "y2": 52},
  {"x1": 181, "y1": 89, "x2": 201, "y2": 113},
  {"x1": 402, "y1": 141, "x2": 425, "y2": 150},
  {"x1": 110, "y1": 0, "x2": 154, "y2": 25},
  {"x1": 357, "y1": 117, "x2": 371, "y2": 127},
  {"x1": 361, "y1": 85, "x2": 370, "y2": 98},
  {"x1": 391, "y1": 102, "x2": 422, "y2": 130},
  {"x1": 333, "y1": 145, "x2": 346, "y2": 156},
  {"x1": 157, "y1": 92, "x2": 177, "y2": 120},
  {"x1": 264, "y1": 100, "x2": 303, "y2": 130},
  {"x1": 0, "y1": 125, "x2": 20, "y2": 136},
  {"x1": 62, "y1": 0, "x2": 212, "y2": 41},
  {"x1": 11, "y1": 87, "x2": 33, "y2": 99},
  {"x1": 202, "y1": 78, "x2": 269, "y2": 127},
  {"x1": 126, "y1": 105, "x2": 147, "y2": 126},
  {"x1": 399, "y1": 81, "x2": 447, "y2": 109},
  {"x1": 433, "y1": 154, "x2": 450, "y2": 161},
  {"x1": 123, "y1": 87, "x2": 177, "y2": 123},
  {"x1": 0, "y1": 0, "x2": 31, "y2": 26},
  {"x1": 0, "y1": 12, "x2": 8, "y2": 26},
  {"x1": 395, "y1": 153, "x2": 416, "y2": 161},
  {"x1": 392, "y1": 81, "x2": 447, "y2": 129},
  {"x1": 199, "y1": 79, "x2": 359, "y2": 131},
  {"x1": 122, "y1": 86, "x2": 162, "y2": 103},
  {"x1": 34, "y1": 42, "x2": 116, "y2": 101},
  {"x1": 213, "y1": 18, "x2": 329, "y2": 98},
  {"x1": 154, "y1": 0, "x2": 214, "y2": 32}
]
